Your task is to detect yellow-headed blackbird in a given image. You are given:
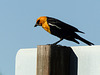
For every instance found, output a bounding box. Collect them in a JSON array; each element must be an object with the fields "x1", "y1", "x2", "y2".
[{"x1": 34, "y1": 16, "x2": 94, "y2": 45}]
